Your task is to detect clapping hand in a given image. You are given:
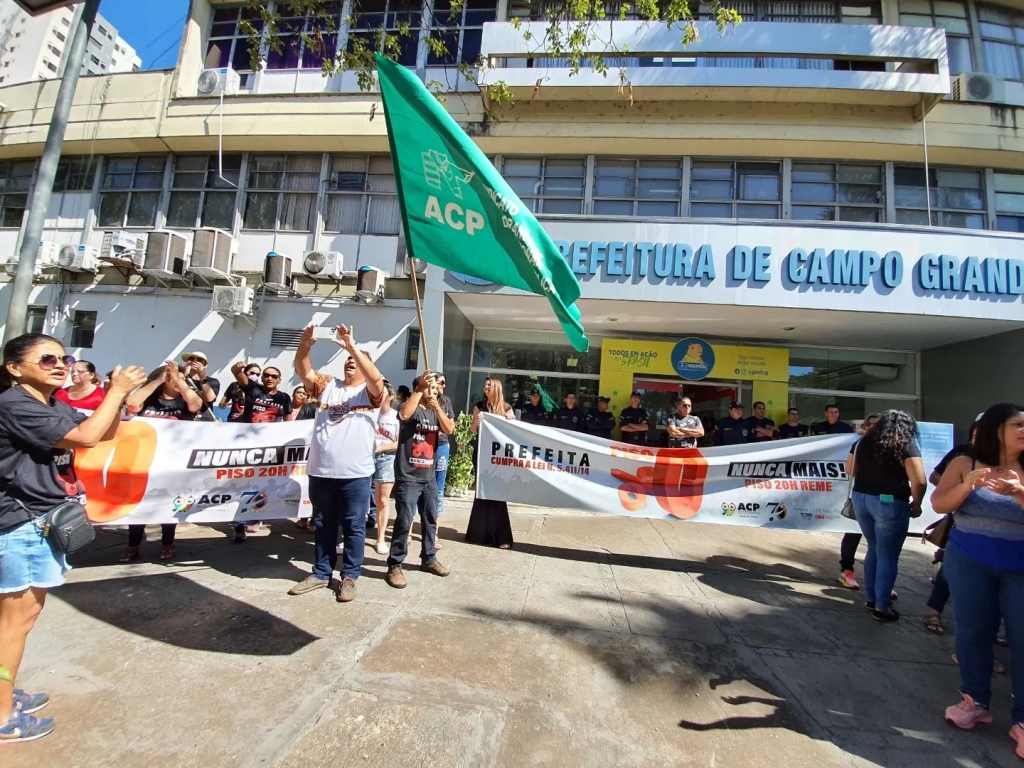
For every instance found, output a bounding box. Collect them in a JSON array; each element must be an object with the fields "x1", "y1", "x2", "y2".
[
  {"x1": 108, "y1": 365, "x2": 147, "y2": 397},
  {"x1": 963, "y1": 468, "x2": 990, "y2": 491},
  {"x1": 984, "y1": 468, "x2": 1023, "y2": 498}
]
